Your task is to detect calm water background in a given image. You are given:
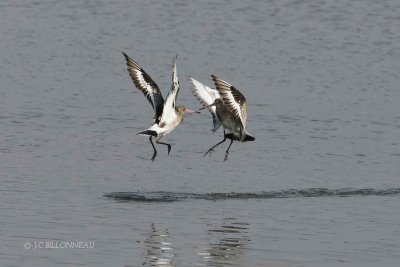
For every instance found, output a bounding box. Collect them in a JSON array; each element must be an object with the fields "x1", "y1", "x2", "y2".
[{"x1": 1, "y1": 0, "x2": 400, "y2": 266}]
